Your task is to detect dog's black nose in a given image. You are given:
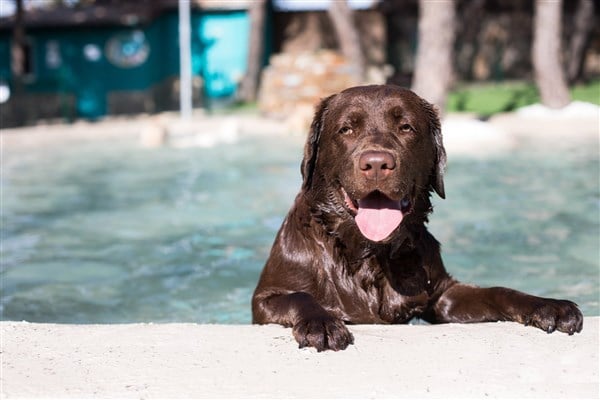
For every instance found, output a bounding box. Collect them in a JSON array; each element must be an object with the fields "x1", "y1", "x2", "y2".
[{"x1": 359, "y1": 151, "x2": 396, "y2": 180}]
